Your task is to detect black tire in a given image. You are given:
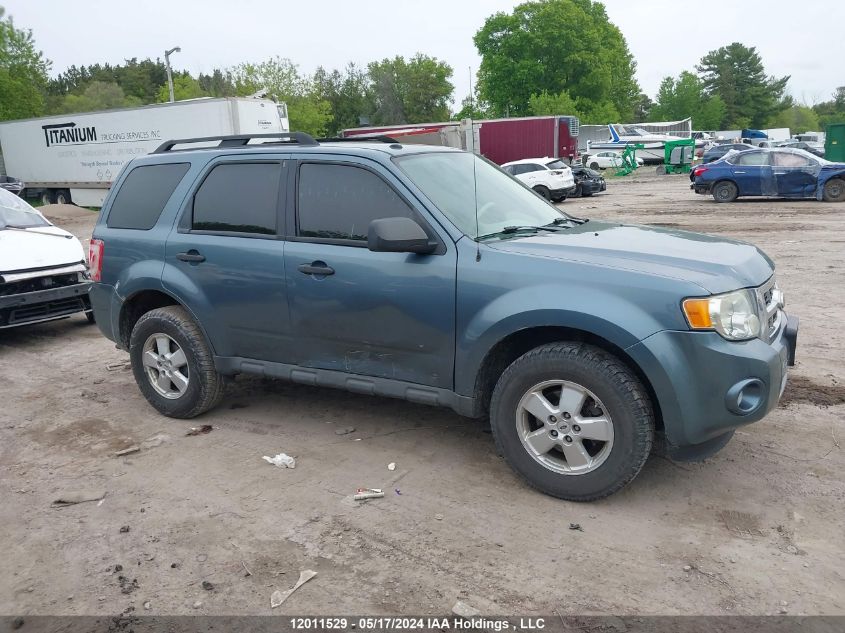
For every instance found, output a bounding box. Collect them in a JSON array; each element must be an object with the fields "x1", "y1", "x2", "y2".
[
  {"x1": 822, "y1": 178, "x2": 845, "y2": 202},
  {"x1": 533, "y1": 185, "x2": 551, "y2": 200},
  {"x1": 129, "y1": 305, "x2": 224, "y2": 418},
  {"x1": 589, "y1": 162, "x2": 600, "y2": 171},
  {"x1": 41, "y1": 190, "x2": 55, "y2": 205},
  {"x1": 85, "y1": 310, "x2": 96, "y2": 324},
  {"x1": 54, "y1": 189, "x2": 72, "y2": 205},
  {"x1": 711, "y1": 180, "x2": 738, "y2": 203},
  {"x1": 489, "y1": 342, "x2": 654, "y2": 501}
]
